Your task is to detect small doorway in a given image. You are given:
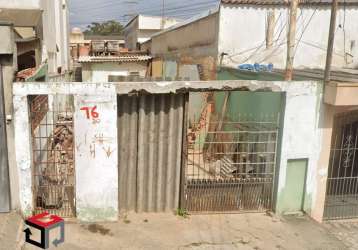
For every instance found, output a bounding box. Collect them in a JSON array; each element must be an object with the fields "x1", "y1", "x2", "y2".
[
  {"x1": 280, "y1": 159, "x2": 308, "y2": 214},
  {"x1": 30, "y1": 95, "x2": 76, "y2": 217}
]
